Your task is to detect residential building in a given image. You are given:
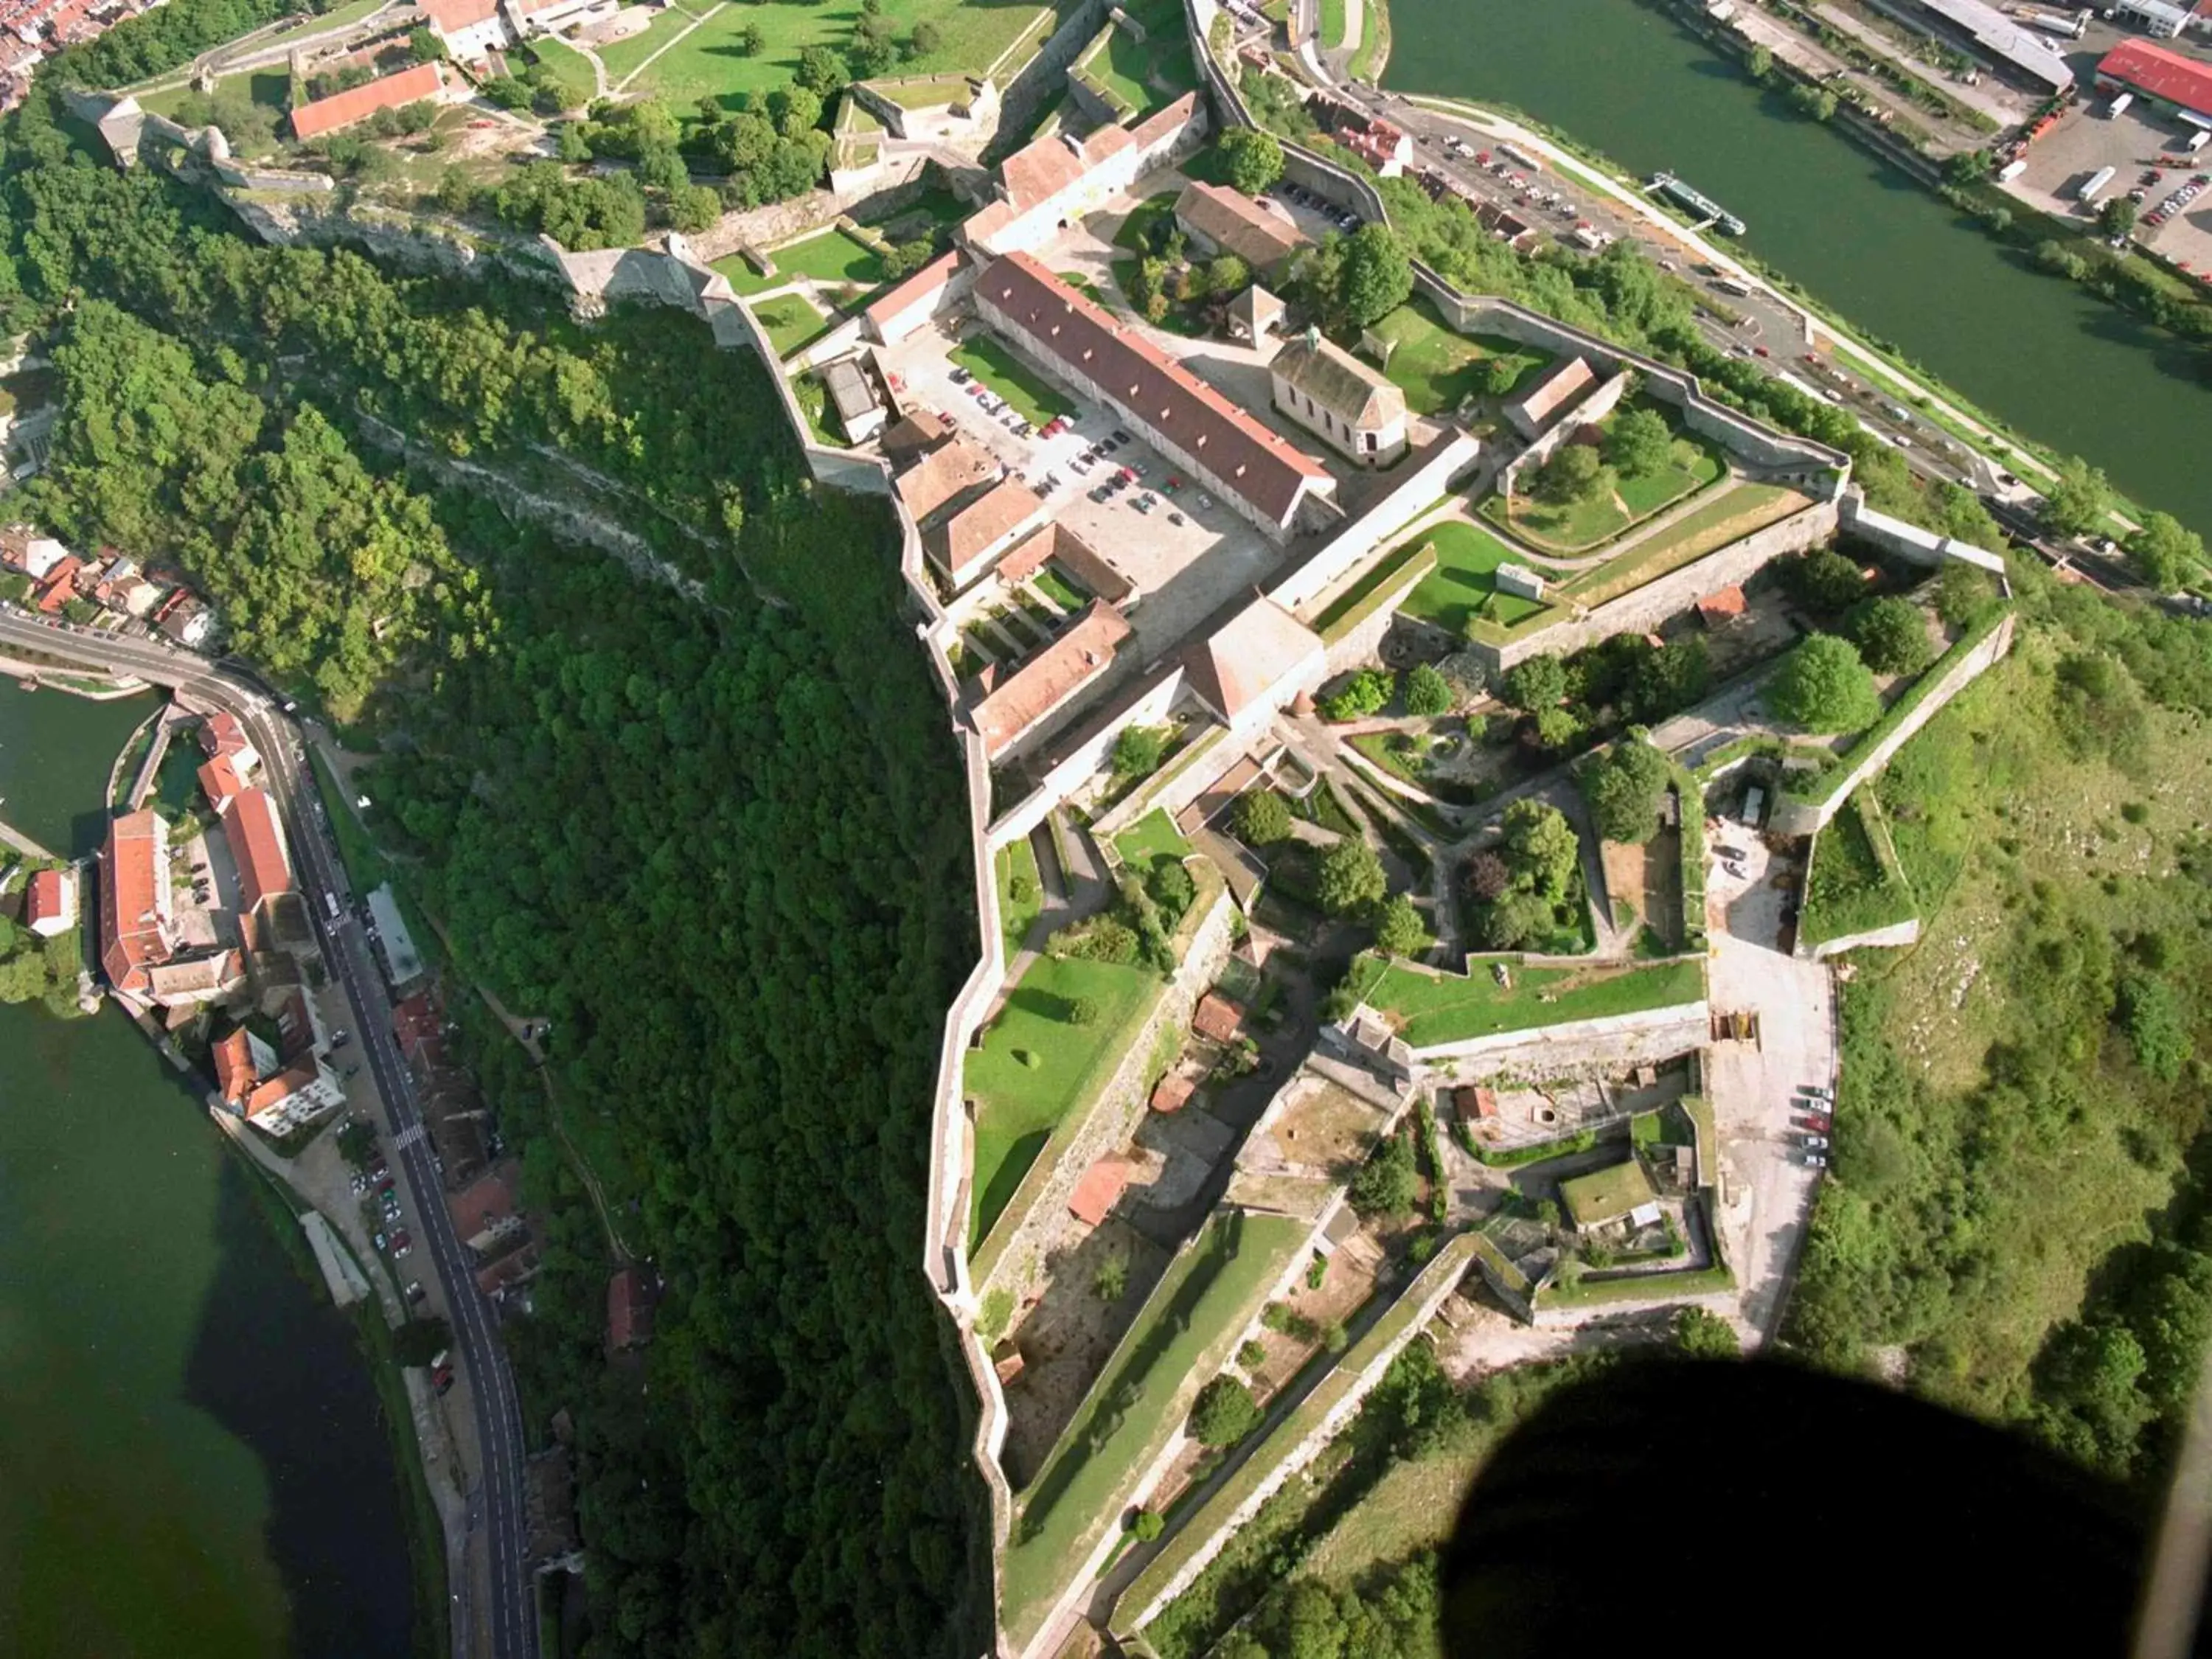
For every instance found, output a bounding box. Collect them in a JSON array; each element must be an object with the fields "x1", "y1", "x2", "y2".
[
  {"x1": 199, "y1": 710, "x2": 259, "y2": 773},
  {"x1": 198, "y1": 753, "x2": 248, "y2": 815},
  {"x1": 973, "y1": 253, "x2": 1336, "y2": 540},
  {"x1": 243, "y1": 1059, "x2": 347, "y2": 1135},
  {"x1": 895, "y1": 434, "x2": 1001, "y2": 524},
  {"x1": 972, "y1": 600, "x2": 1133, "y2": 759},
  {"x1": 223, "y1": 787, "x2": 293, "y2": 922},
  {"x1": 25, "y1": 866, "x2": 74, "y2": 937},
  {"x1": 34, "y1": 554, "x2": 79, "y2": 613},
  {"x1": 1172, "y1": 181, "x2": 1307, "y2": 279},
  {"x1": 1697, "y1": 584, "x2": 1748, "y2": 627},
  {"x1": 152, "y1": 588, "x2": 212, "y2": 647},
  {"x1": 819, "y1": 357, "x2": 886, "y2": 442},
  {"x1": 290, "y1": 62, "x2": 446, "y2": 142},
  {"x1": 1067, "y1": 1152, "x2": 1137, "y2": 1227},
  {"x1": 1183, "y1": 596, "x2": 1327, "y2": 739},
  {"x1": 1192, "y1": 991, "x2": 1246, "y2": 1044},
  {"x1": 1150, "y1": 1071, "x2": 1197, "y2": 1113},
  {"x1": 1340, "y1": 119, "x2": 1412, "y2": 176},
  {"x1": 878, "y1": 414, "x2": 947, "y2": 466},
  {"x1": 1268, "y1": 330, "x2": 1409, "y2": 466},
  {"x1": 925, "y1": 476, "x2": 1050, "y2": 591},
  {"x1": 144, "y1": 950, "x2": 245, "y2": 1007},
  {"x1": 1505, "y1": 355, "x2": 1597, "y2": 440},
  {"x1": 421, "y1": 0, "x2": 508, "y2": 58},
  {"x1": 504, "y1": 0, "x2": 613, "y2": 36},
  {"x1": 98, "y1": 808, "x2": 175, "y2": 996}
]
